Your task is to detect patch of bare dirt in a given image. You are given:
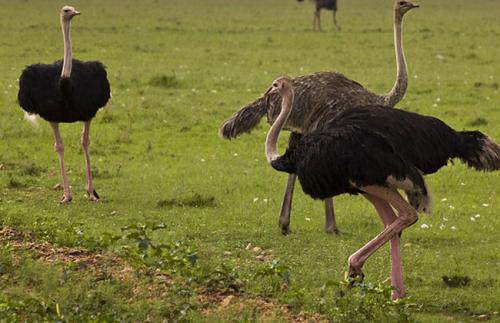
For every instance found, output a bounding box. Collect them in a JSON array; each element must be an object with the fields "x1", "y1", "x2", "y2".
[
  {"x1": 198, "y1": 289, "x2": 325, "y2": 322},
  {"x1": 0, "y1": 226, "x2": 172, "y2": 300}
]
